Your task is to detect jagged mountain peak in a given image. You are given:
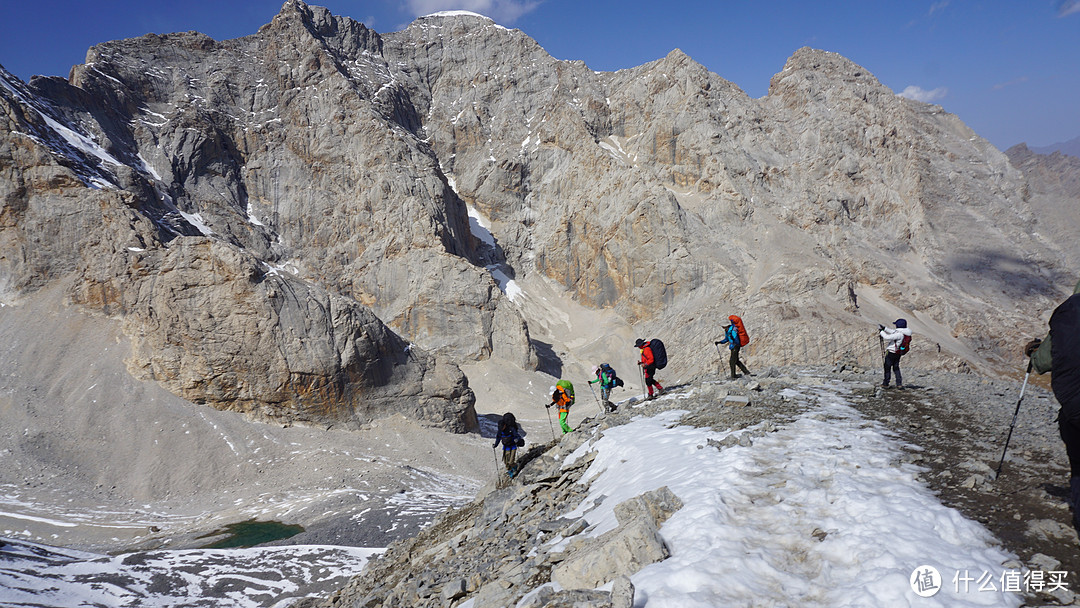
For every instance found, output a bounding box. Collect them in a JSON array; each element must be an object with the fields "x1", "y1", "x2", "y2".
[
  {"x1": 264, "y1": 0, "x2": 382, "y2": 58},
  {"x1": 769, "y1": 46, "x2": 890, "y2": 99}
]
